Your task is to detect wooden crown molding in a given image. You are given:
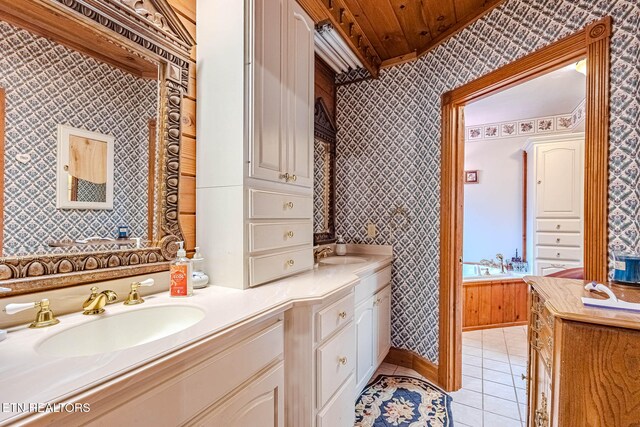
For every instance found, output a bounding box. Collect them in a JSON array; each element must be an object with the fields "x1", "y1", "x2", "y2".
[{"x1": 298, "y1": 0, "x2": 380, "y2": 77}]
